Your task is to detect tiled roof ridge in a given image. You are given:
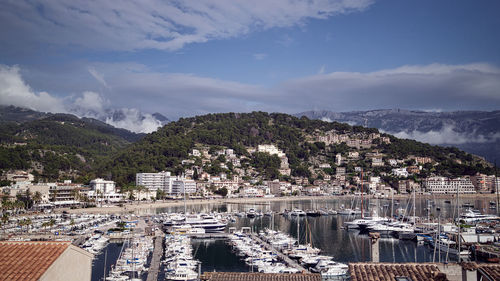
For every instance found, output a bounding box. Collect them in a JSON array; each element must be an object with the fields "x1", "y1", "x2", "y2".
[
  {"x1": 0, "y1": 241, "x2": 71, "y2": 244},
  {"x1": 0, "y1": 241, "x2": 71, "y2": 281}
]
